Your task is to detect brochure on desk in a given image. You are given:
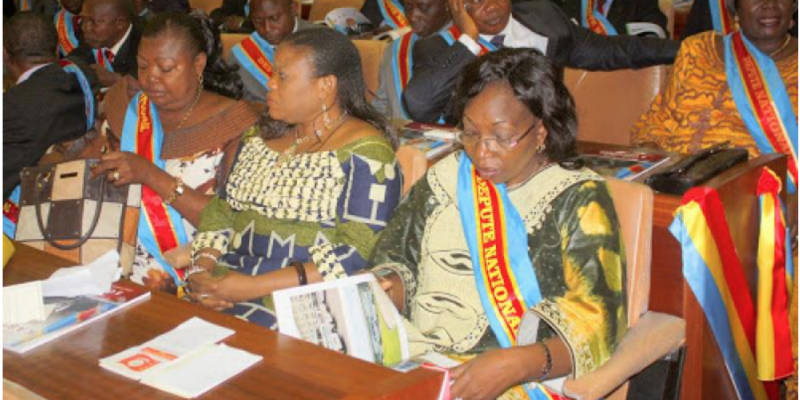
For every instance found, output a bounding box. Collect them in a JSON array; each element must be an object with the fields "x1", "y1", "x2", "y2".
[
  {"x1": 579, "y1": 148, "x2": 673, "y2": 181},
  {"x1": 3, "y1": 283, "x2": 151, "y2": 354},
  {"x1": 398, "y1": 121, "x2": 460, "y2": 160},
  {"x1": 275, "y1": 274, "x2": 410, "y2": 367}
]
